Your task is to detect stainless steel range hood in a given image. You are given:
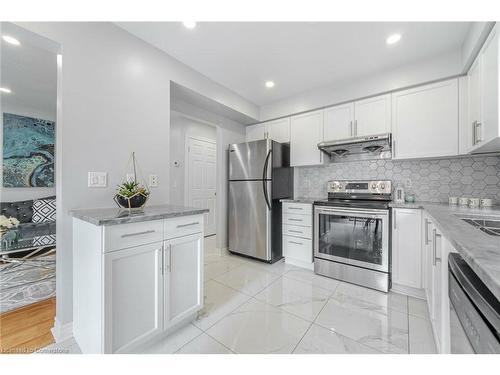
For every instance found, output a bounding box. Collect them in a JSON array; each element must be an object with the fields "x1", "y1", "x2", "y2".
[{"x1": 317, "y1": 133, "x2": 392, "y2": 162}]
